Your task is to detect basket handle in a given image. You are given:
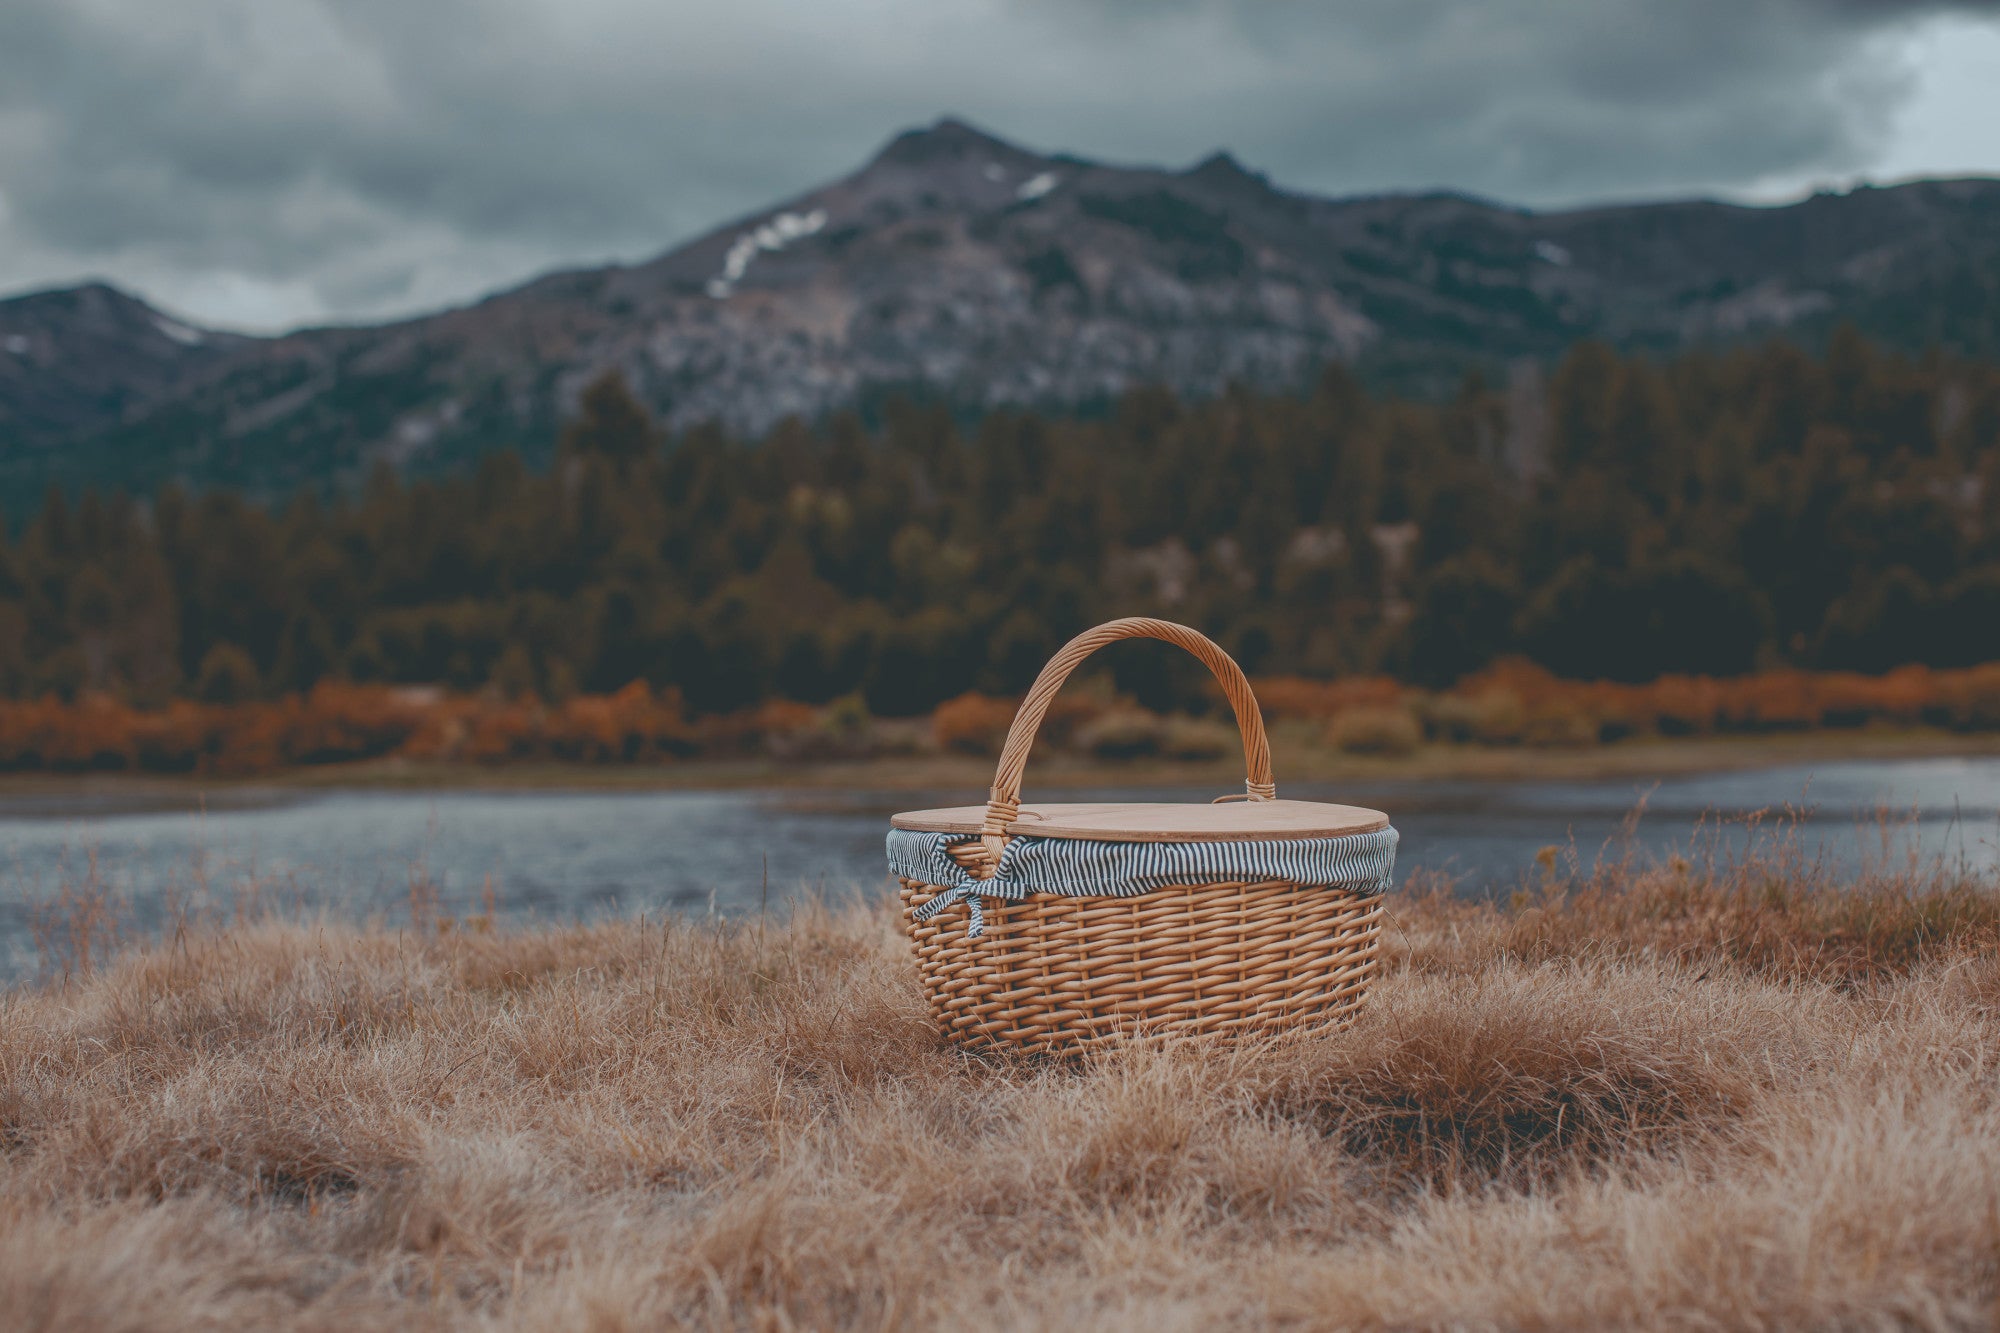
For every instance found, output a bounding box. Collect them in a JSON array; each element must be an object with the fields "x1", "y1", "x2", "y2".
[{"x1": 973, "y1": 618, "x2": 1274, "y2": 867}]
